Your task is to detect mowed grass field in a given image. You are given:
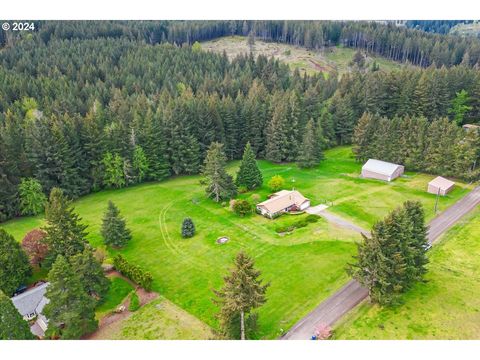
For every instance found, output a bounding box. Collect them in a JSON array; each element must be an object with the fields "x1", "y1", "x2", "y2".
[
  {"x1": 334, "y1": 207, "x2": 480, "y2": 339},
  {"x1": 0, "y1": 147, "x2": 472, "y2": 339},
  {"x1": 200, "y1": 36, "x2": 410, "y2": 76}
]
